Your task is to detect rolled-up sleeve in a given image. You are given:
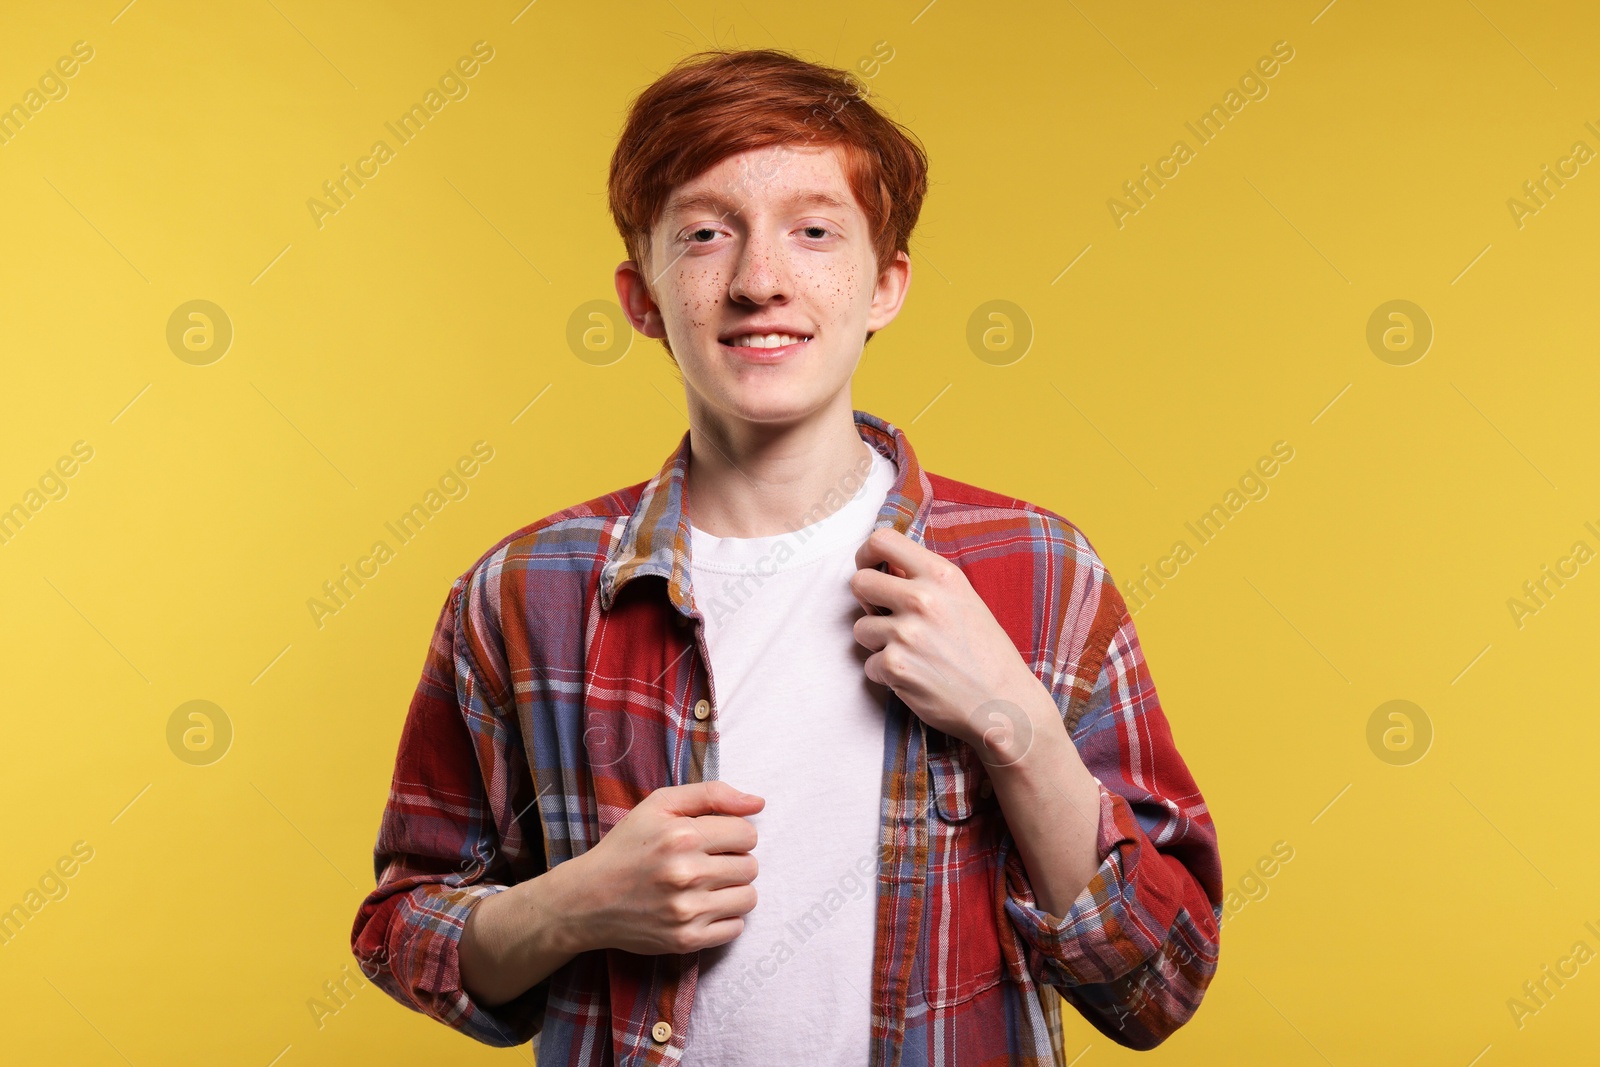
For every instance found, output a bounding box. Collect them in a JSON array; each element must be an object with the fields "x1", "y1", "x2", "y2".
[
  {"x1": 349, "y1": 570, "x2": 550, "y2": 1047},
  {"x1": 1001, "y1": 597, "x2": 1224, "y2": 1050}
]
